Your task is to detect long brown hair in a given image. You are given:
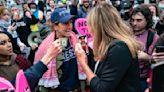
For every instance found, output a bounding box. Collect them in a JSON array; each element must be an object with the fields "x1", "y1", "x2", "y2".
[{"x1": 87, "y1": 2, "x2": 140, "y2": 61}]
